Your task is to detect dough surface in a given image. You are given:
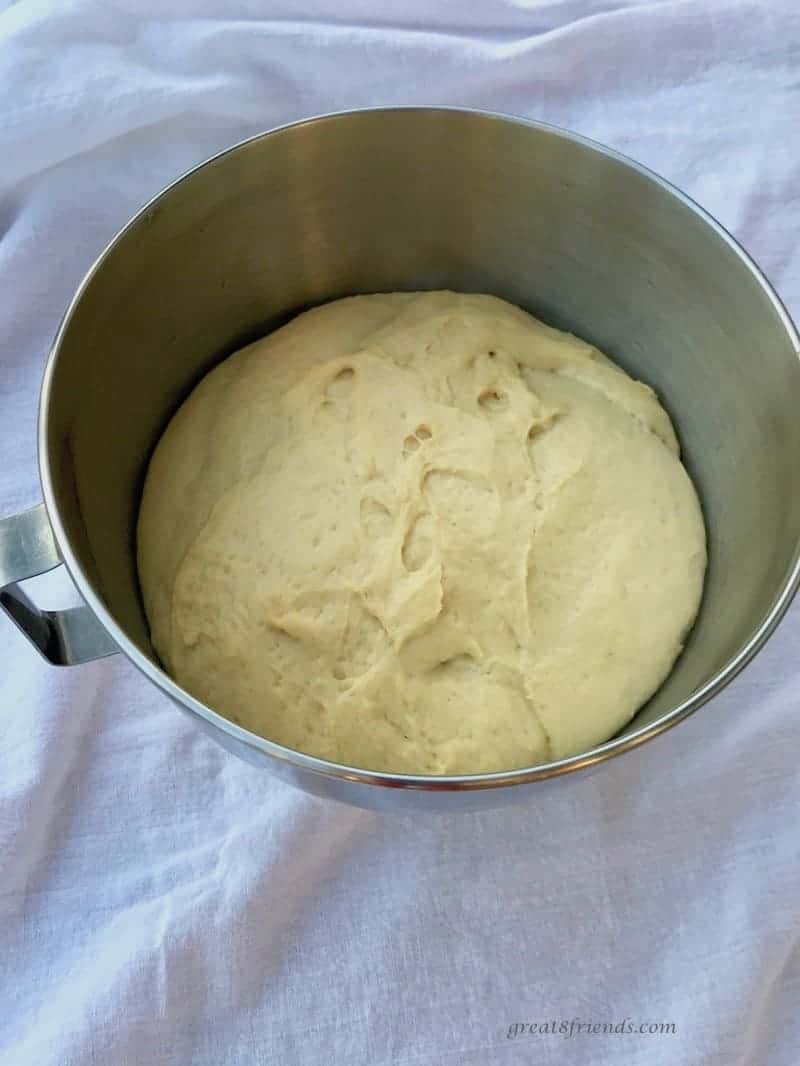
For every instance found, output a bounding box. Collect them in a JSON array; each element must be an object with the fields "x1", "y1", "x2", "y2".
[{"x1": 137, "y1": 291, "x2": 706, "y2": 774}]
